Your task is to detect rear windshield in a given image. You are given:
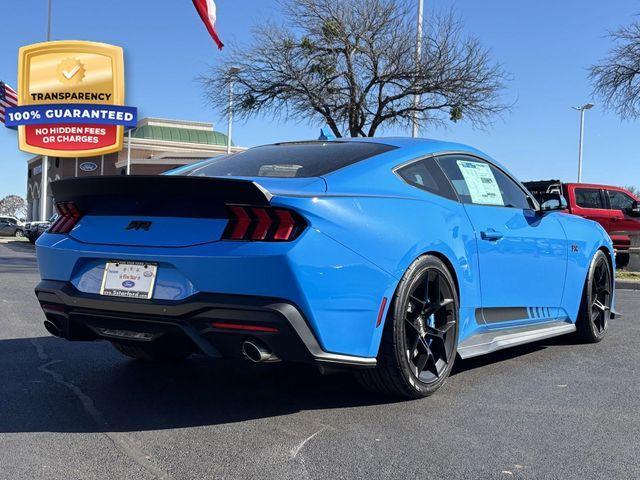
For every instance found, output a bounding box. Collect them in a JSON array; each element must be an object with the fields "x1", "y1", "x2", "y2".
[{"x1": 179, "y1": 141, "x2": 396, "y2": 178}]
